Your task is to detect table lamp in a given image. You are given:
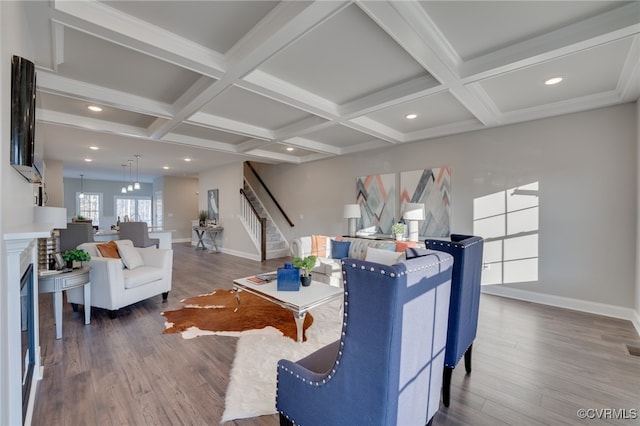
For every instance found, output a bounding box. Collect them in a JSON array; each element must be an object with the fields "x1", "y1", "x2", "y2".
[
  {"x1": 403, "y1": 203, "x2": 425, "y2": 242},
  {"x1": 343, "y1": 204, "x2": 361, "y2": 237}
]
